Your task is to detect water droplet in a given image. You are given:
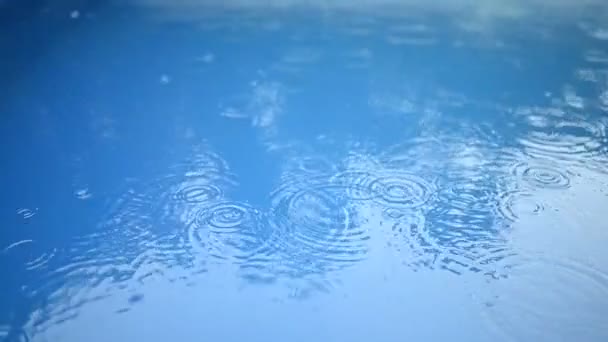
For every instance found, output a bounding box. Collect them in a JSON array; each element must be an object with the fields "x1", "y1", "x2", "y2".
[{"x1": 75, "y1": 188, "x2": 92, "y2": 200}]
